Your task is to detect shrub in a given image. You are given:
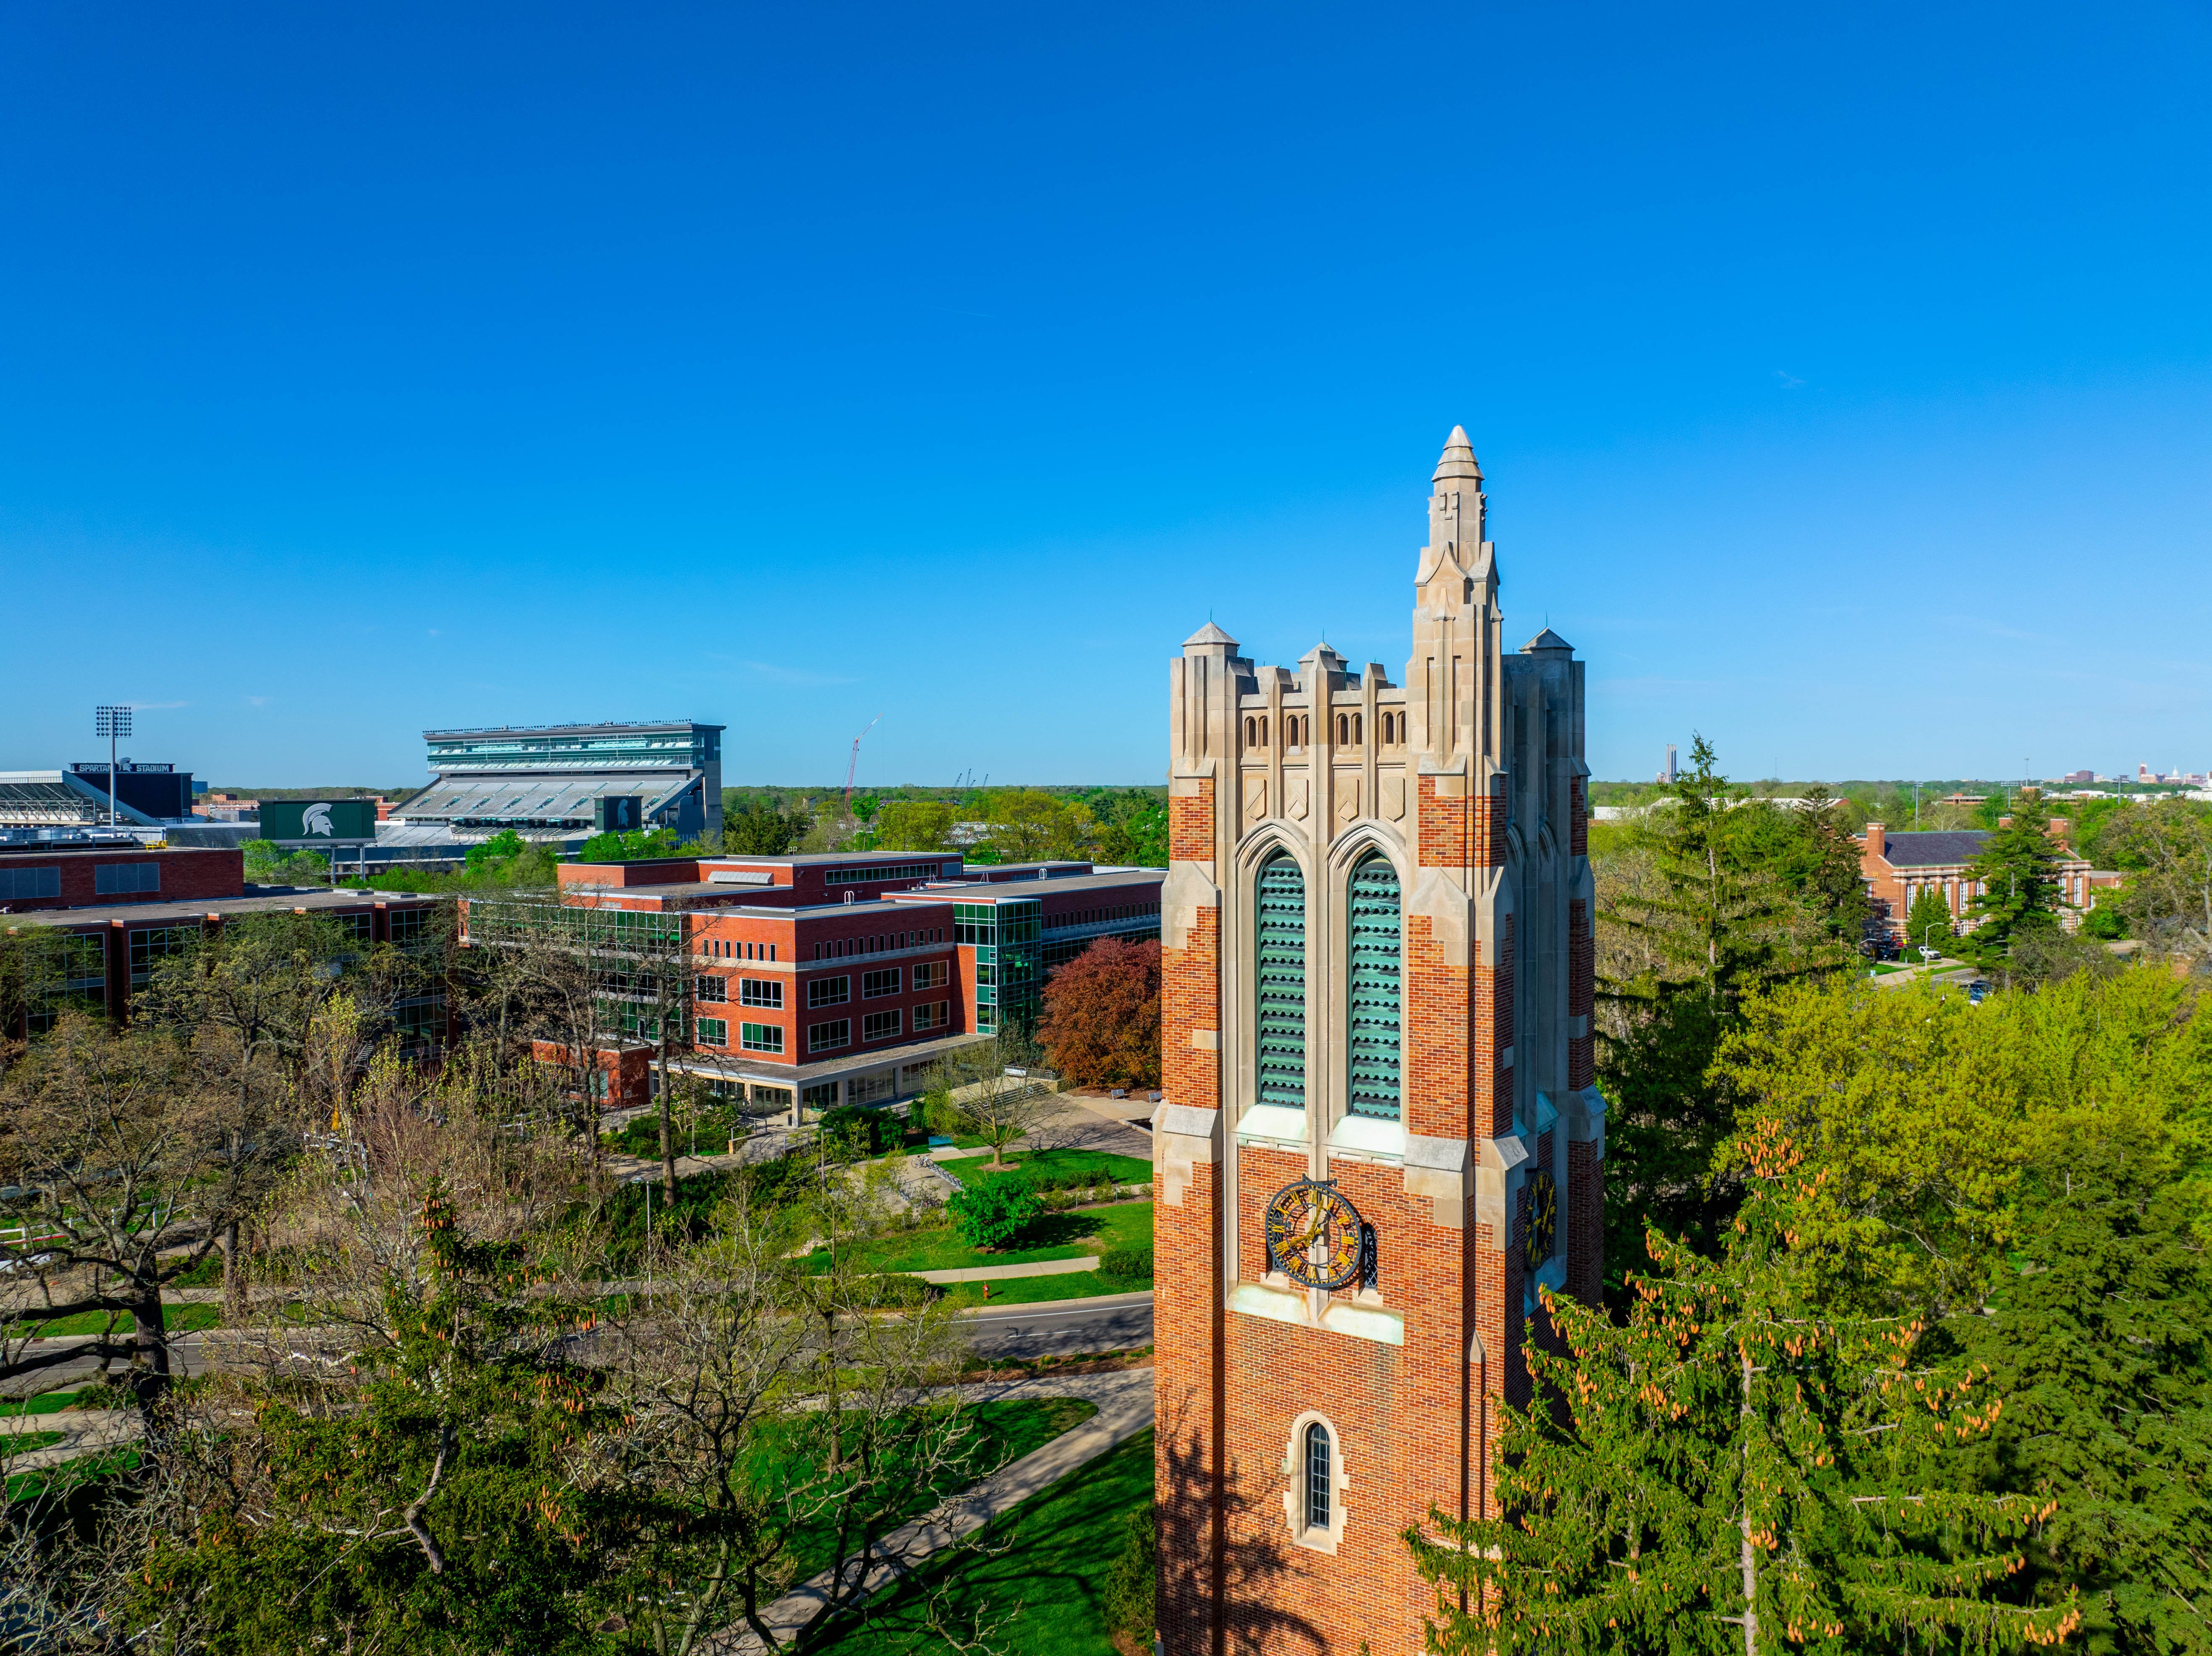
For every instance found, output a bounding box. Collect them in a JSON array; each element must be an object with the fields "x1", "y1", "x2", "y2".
[
  {"x1": 820, "y1": 1104, "x2": 893, "y2": 1156},
  {"x1": 948, "y1": 1175, "x2": 1041, "y2": 1251},
  {"x1": 1103, "y1": 1507, "x2": 1157, "y2": 1643},
  {"x1": 1100, "y1": 1246, "x2": 1154, "y2": 1281}
]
